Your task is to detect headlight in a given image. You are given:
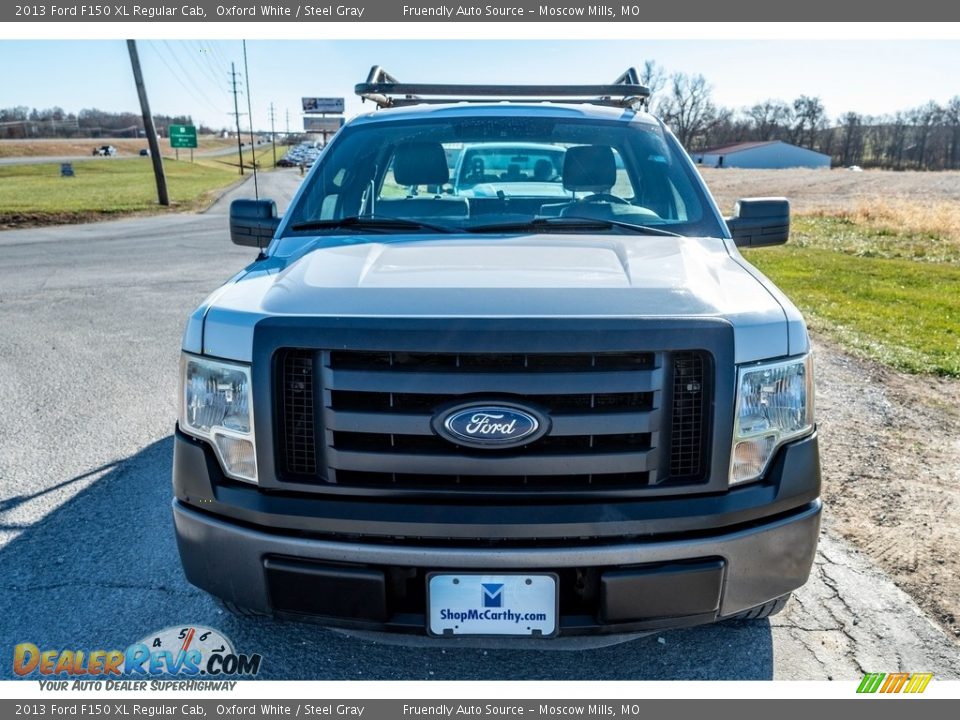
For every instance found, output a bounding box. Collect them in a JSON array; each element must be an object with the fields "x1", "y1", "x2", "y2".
[
  {"x1": 730, "y1": 354, "x2": 814, "y2": 485},
  {"x1": 179, "y1": 354, "x2": 257, "y2": 483}
]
